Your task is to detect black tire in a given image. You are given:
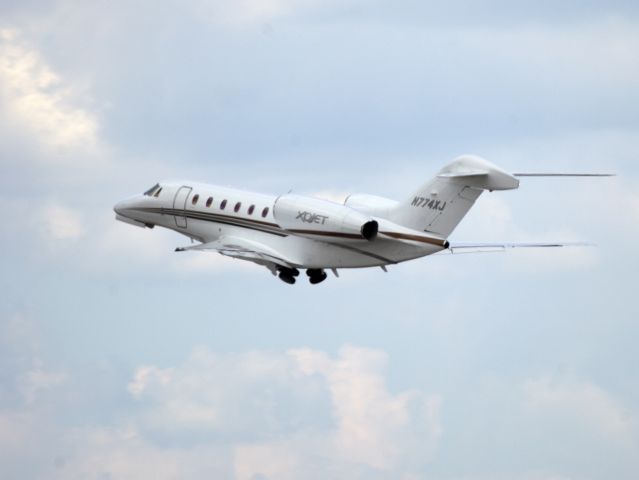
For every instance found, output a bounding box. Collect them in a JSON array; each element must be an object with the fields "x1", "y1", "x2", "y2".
[
  {"x1": 309, "y1": 272, "x2": 327, "y2": 284},
  {"x1": 279, "y1": 274, "x2": 296, "y2": 284}
]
